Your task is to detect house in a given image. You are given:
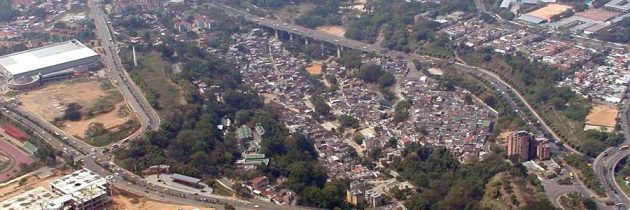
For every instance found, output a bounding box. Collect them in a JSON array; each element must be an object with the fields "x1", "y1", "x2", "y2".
[{"x1": 251, "y1": 176, "x2": 269, "y2": 189}]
